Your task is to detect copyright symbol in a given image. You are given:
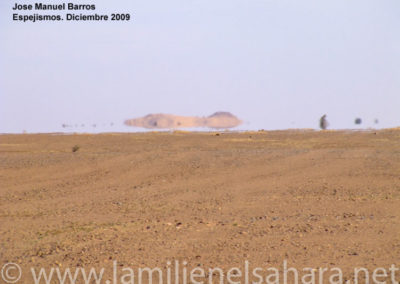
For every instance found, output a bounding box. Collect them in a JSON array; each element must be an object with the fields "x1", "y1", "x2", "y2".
[{"x1": 1, "y1": 263, "x2": 22, "y2": 283}]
